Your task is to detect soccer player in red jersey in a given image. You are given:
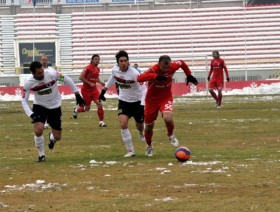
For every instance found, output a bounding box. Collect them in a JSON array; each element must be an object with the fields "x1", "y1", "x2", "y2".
[
  {"x1": 137, "y1": 55, "x2": 198, "y2": 156},
  {"x1": 73, "y1": 54, "x2": 107, "y2": 127},
  {"x1": 207, "y1": 51, "x2": 229, "y2": 108}
]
